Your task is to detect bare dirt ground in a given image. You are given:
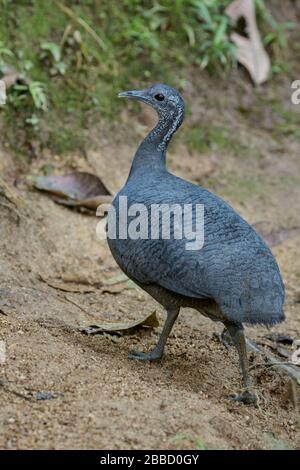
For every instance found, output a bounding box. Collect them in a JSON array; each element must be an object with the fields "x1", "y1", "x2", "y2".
[{"x1": 0, "y1": 71, "x2": 300, "y2": 450}]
